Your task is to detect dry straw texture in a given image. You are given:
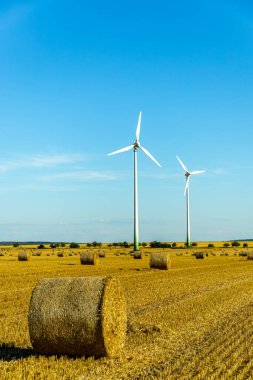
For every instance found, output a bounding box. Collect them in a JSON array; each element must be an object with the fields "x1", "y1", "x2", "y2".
[
  {"x1": 133, "y1": 251, "x2": 143, "y2": 259},
  {"x1": 18, "y1": 251, "x2": 30, "y2": 261},
  {"x1": 195, "y1": 252, "x2": 205, "y2": 259},
  {"x1": 80, "y1": 252, "x2": 98, "y2": 265},
  {"x1": 149, "y1": 252, "x2": 171, "y2": 270},
  {"x1": 247, "y1": 253, "x2": 253, "y2": 260},
  {"x1": 28, "y1": 276, "x2": 127, "y2": 357}
]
